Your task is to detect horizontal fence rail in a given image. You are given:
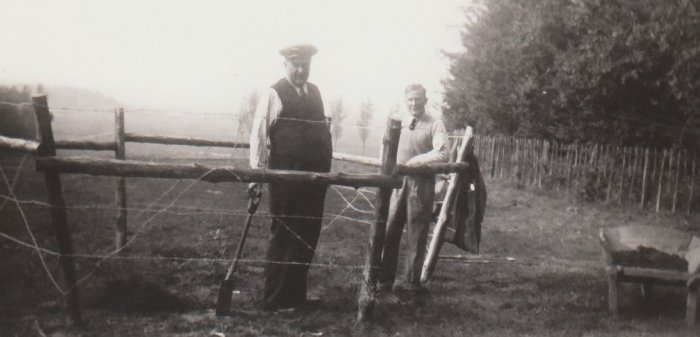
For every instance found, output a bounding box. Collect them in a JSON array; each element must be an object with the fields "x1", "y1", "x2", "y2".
[
  {"x1": 34, "y1": 157, "x2": 470, "y2": 188},
  {"x1": 35, "y1": 156, "x2": 404, "y2": 188},
  {"x1": 0, "y1": 134, "x2": 39, "y2": 153},
  {"x1": 55, "y1": 140, "x2": 117, "y2": 152},
  {"x1": 123, "y1": 133, "x2": 250, "y2": 148}
]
